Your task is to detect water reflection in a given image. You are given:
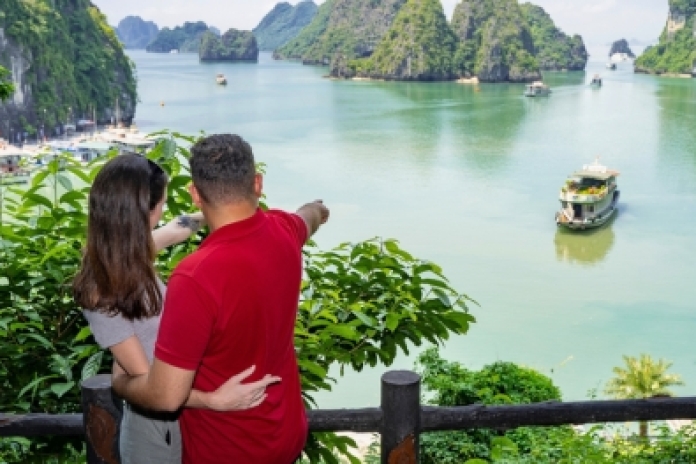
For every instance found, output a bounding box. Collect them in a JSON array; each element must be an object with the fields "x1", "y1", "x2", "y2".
[
  {"x1": 554, "y1": 214, "x2": 617, "y2": 266},
  {"x1": 542, "y1": 70, "x2": 587, "y2": 88},
  {"x1": 657, "y1": 79, "x2": 696, "y2": 185}
]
